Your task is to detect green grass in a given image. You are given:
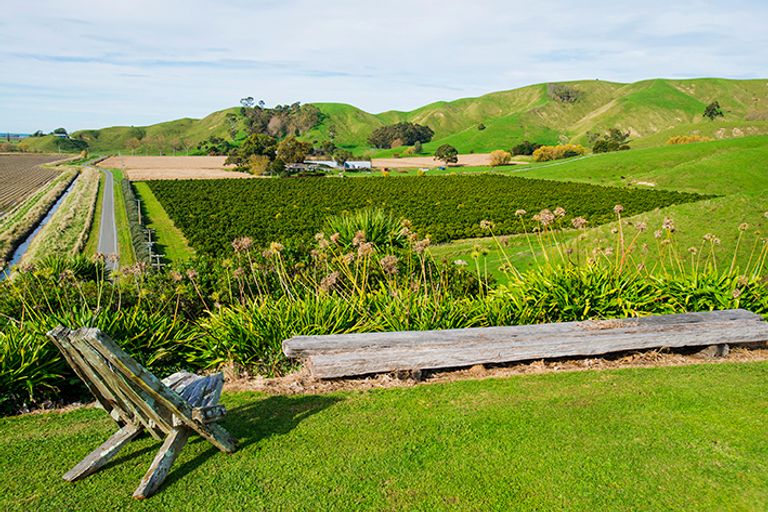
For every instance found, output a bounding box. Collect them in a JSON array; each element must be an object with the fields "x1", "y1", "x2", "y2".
[
  {"x1": 111, "y1": 169, "x2": 136, "y2": 266},
  {"x1": 132, "y1": 182, "x2": 194, "y2": 263},
  {"x1": 2, "y1": 362, "x2": 768, "y2": 510},
  {"x1": 83, "y1": 170, "x2": 105, "y2": 256}
]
